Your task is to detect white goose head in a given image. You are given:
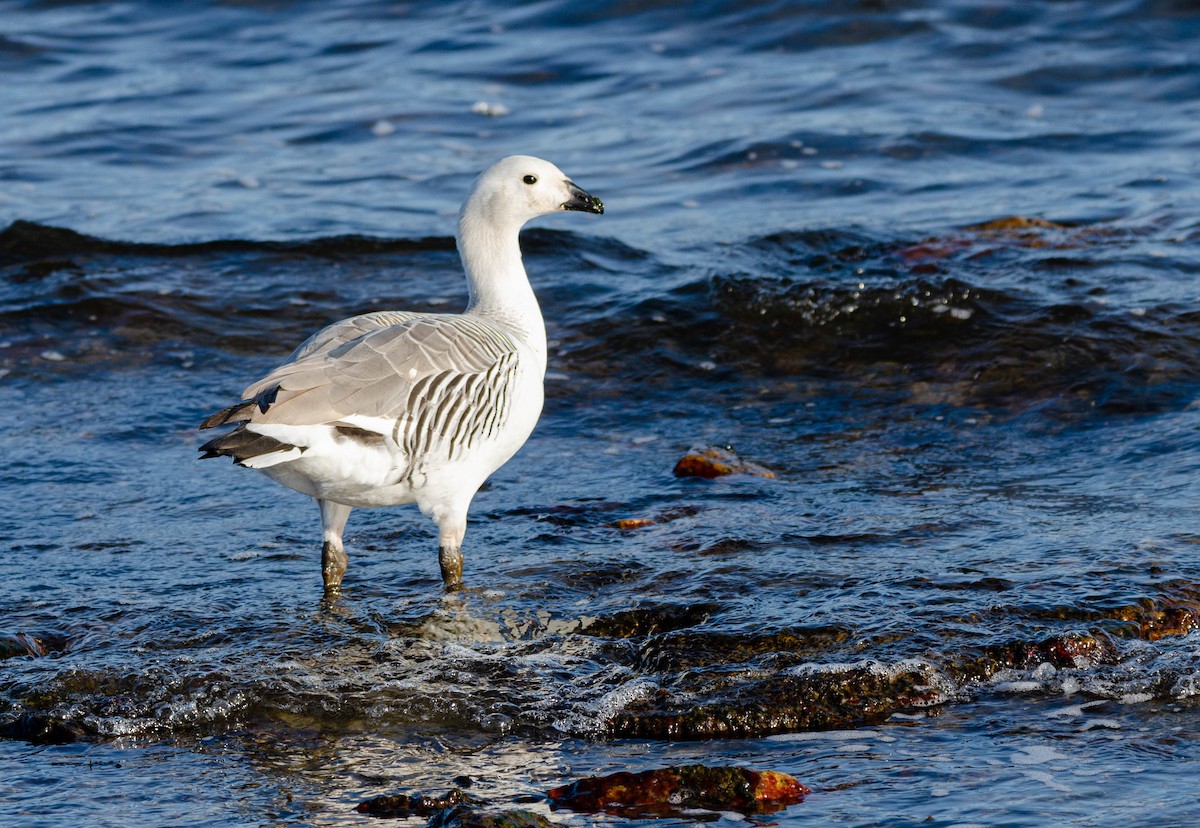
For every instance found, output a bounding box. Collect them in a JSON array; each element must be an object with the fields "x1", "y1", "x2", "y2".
[{"x1": 460, "y1": 155, "x2": 604, "y2": 234}]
